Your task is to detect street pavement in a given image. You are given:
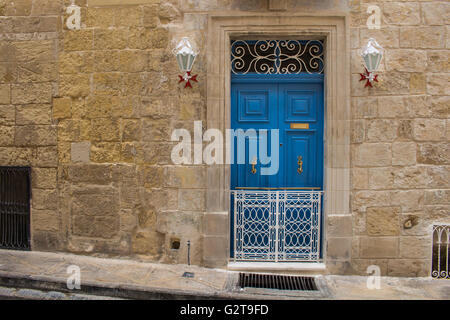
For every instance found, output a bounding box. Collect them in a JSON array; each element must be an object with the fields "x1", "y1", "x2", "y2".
[{"x1": 0, "y1": 250, "x2": 448, "y2": 300}]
